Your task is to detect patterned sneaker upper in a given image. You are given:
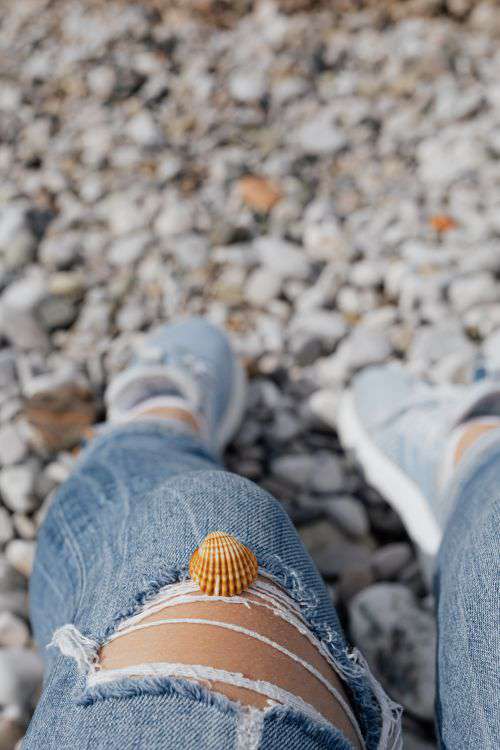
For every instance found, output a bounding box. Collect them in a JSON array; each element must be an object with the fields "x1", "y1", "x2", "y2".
[
  {"x1": 106, "y1": 317, "x2": 245, "y2": 453},
  {"x1": 350, "y1": 363, "x2": 499, "y2": 528}
]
